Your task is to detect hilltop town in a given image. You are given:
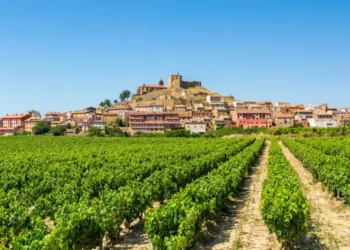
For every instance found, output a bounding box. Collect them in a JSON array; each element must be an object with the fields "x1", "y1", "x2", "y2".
[{"x1": 0, "y1": 73, "x2": 349, "y2": 136}]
